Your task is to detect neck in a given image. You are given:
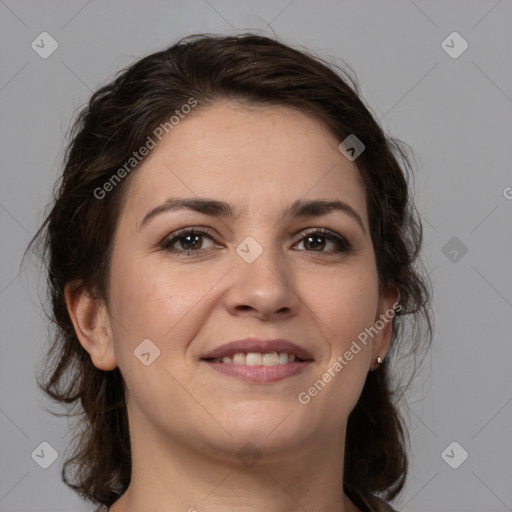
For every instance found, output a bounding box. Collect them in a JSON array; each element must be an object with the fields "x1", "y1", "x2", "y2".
[{"x1": 109, "y1": 415, "x2": 359, "y2": 512}]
